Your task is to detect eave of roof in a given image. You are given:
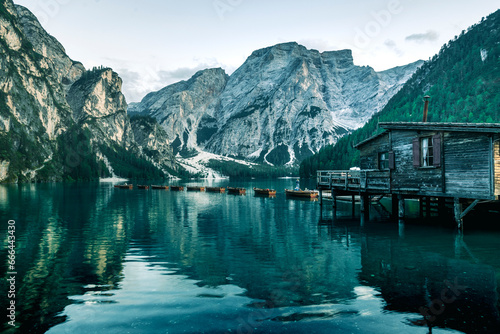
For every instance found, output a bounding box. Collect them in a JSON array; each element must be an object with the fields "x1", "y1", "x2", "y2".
[
  {"x1": 378, "y1": 122, "x2": 500, "y2": 133},
  {"x1": 354, "y1": 131, "x2": 388, "y2": 148}
]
